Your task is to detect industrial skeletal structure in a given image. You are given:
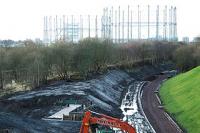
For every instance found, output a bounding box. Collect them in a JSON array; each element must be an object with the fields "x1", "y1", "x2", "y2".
[{"x1": 43, "y1": 5, "x2": 177, "y2": 44}]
